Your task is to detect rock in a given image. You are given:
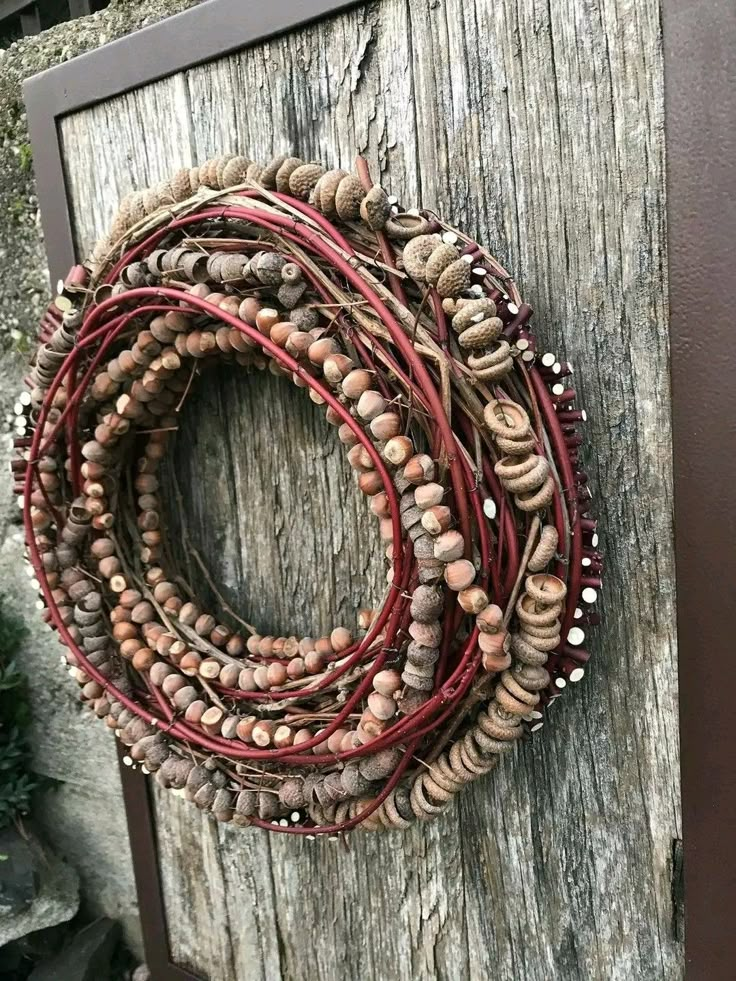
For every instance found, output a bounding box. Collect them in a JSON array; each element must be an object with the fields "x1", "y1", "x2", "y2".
[
  {"x1": 0, "y1": 833, "x2": 78, "y2": 947},
  {"x1": 28, "y1": 917, "x2": 120, "y2": 981},
  {"x1": 132, "y1": 965, "x2": 152, "y2": 981},
  {"x1": 0, "y1": 825, "x2": 39, "y2": 914}
]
